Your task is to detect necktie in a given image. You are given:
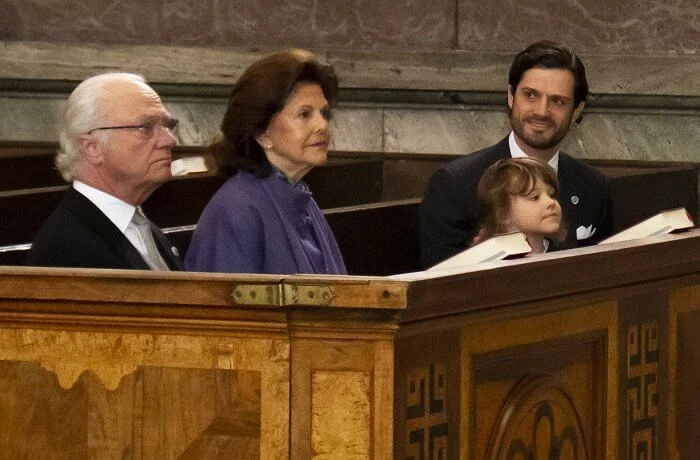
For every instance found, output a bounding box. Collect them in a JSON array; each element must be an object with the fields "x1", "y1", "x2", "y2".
[{"x1": 131, "y1": 207, "x2": 170, "y2": 271}]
